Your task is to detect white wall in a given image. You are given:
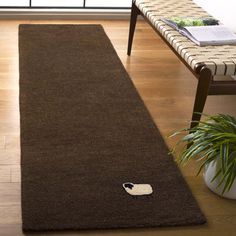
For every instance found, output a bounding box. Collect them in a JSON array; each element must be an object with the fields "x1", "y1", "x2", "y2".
[
  {"x1": 0, "y1": 0, "x2": 28, "y2": 6},
  {"x1": 194, "y1": 0, "x2": 236, "y2": 32}
]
